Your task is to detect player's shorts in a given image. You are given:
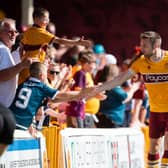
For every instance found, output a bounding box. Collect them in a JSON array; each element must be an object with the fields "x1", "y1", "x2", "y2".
[{"x1": 149, "y1": 112, "x2": 168, "y2": 138}]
